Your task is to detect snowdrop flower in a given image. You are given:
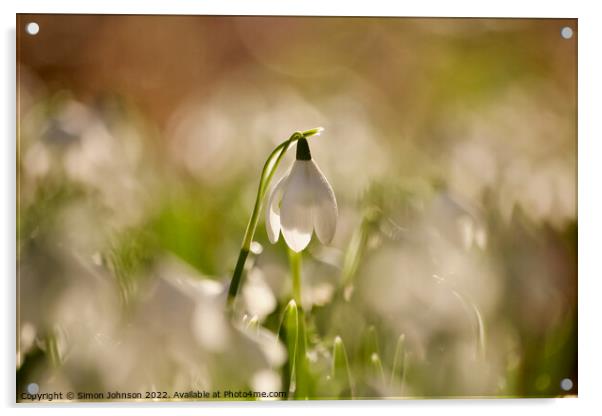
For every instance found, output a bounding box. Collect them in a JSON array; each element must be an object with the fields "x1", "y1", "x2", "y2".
[{"x1": 265, "y1": 138, "x2": 337, "y2": 252}]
